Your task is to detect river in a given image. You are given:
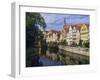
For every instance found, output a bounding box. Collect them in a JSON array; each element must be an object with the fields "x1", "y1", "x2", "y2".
[{"x1": 38, "y1": 49, "x2": 89, "y2": 66}]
